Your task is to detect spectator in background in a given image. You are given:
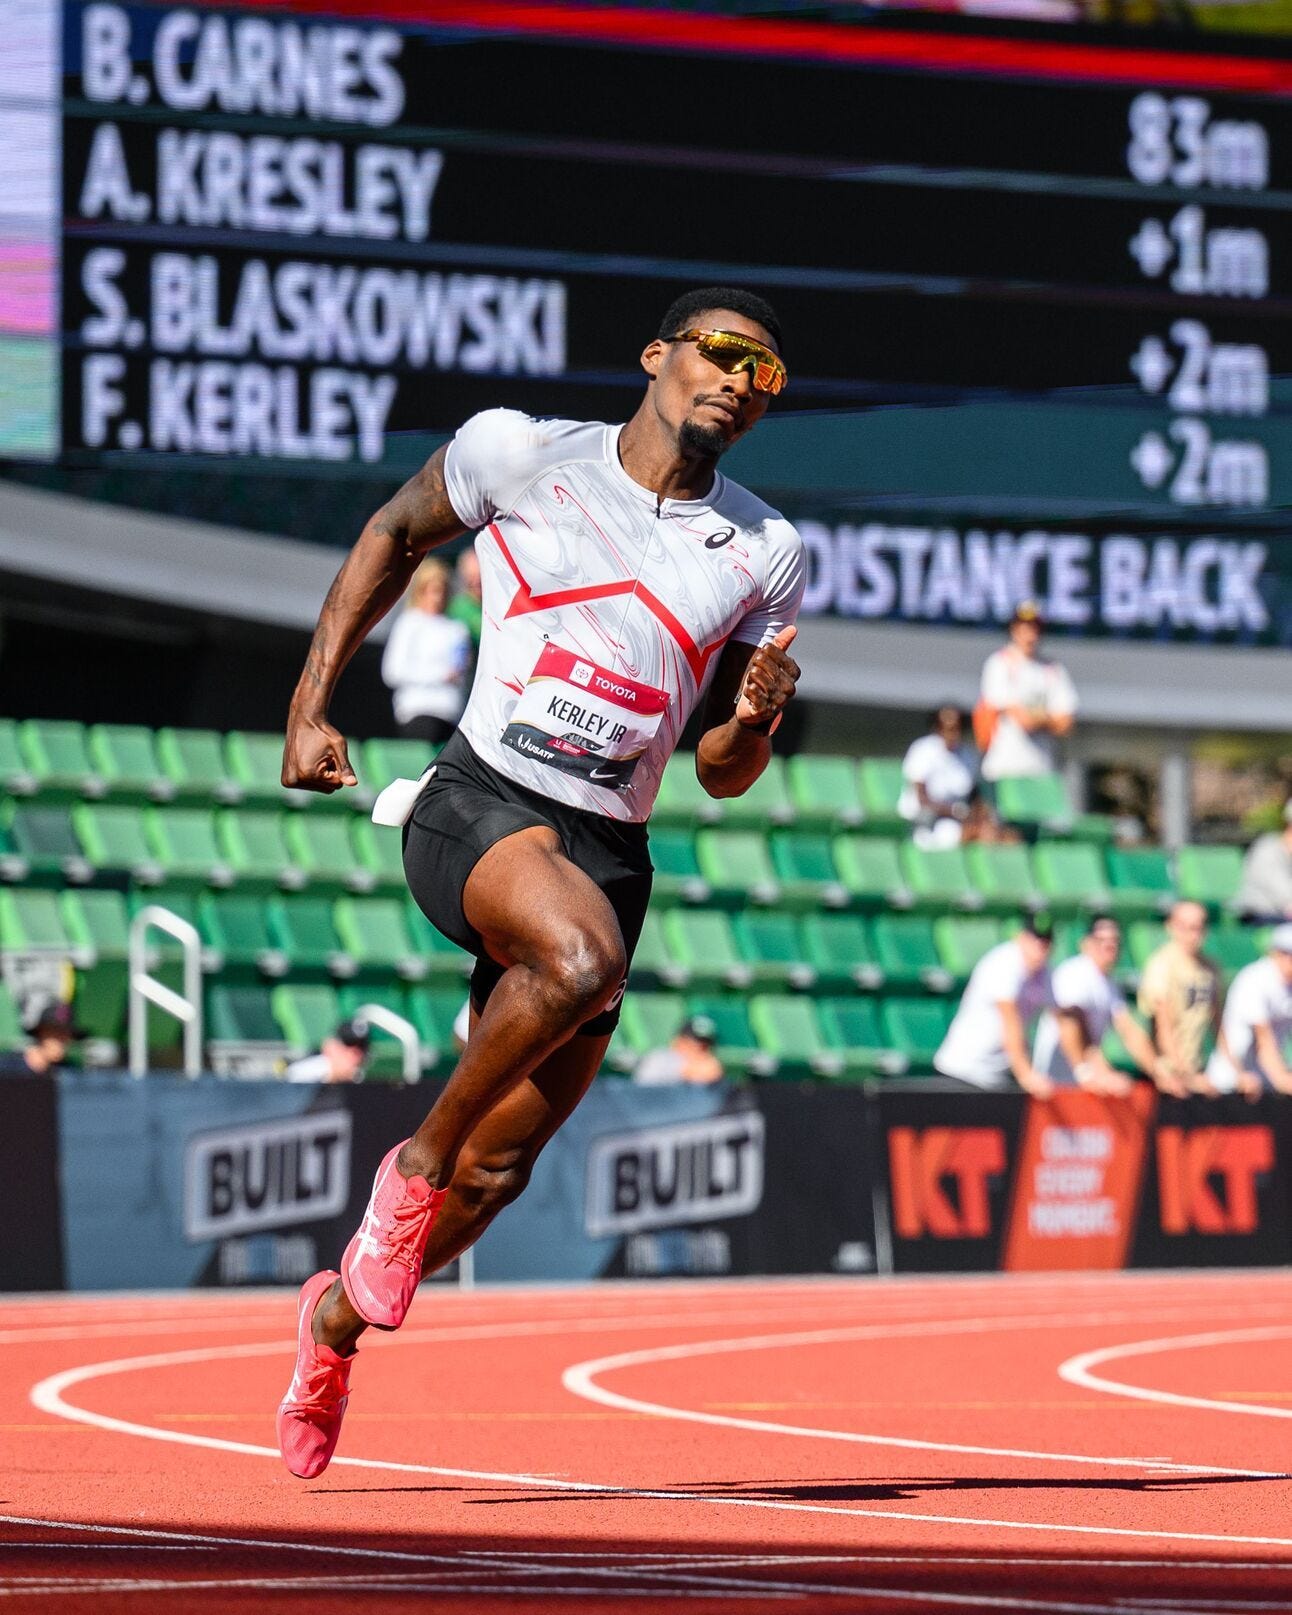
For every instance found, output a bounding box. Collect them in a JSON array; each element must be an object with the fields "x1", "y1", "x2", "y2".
[
  {"x1": 1137, "y1": 901, "x2": 1222, "y2": 1095},
  {"x1": 0, "y1": 1000, "x2": 84, "y2": 1077},
  {"x1": 285, "y1": 1019, "x2": 371, "y2": 1084},
  {"x1": 1237, "y1": 799, "x2": 1292, "y2": 923},
  {"x1": 899, "y1": 706, "x2": 978, "y2": 848},
  {"x1": 977, "y1": 602, "x2": 1078, "y2": 783},
  {"x1": 1206, "y1": 925, "x2": 1292, "y2": 1097},
  {"x1": 448, "y1": 544, "x2": 484, "y2": 653},
  {"x1": 634, "y1": 1015, "x2": 724, "y2": 1086},
  {"x1": 934, "y1": 915, "x2": 1057, "y2": 1097},
  {"x1": 380, "y1": 557, "x2": 472, "y2": 745},
  {"x1": 1032, "y1": 914, "x2": 1181, "y2": 1096}
]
